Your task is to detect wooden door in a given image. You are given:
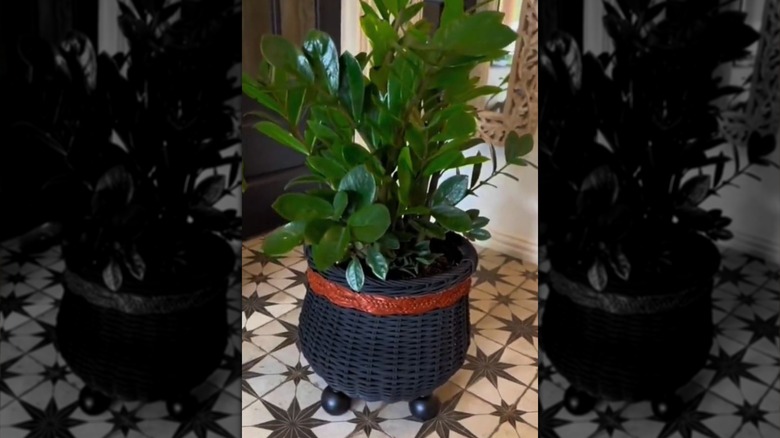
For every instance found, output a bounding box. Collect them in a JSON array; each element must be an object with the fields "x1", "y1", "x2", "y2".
[{"x1": 241, "y1": 0, "x2": 341, "y2": 238}]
